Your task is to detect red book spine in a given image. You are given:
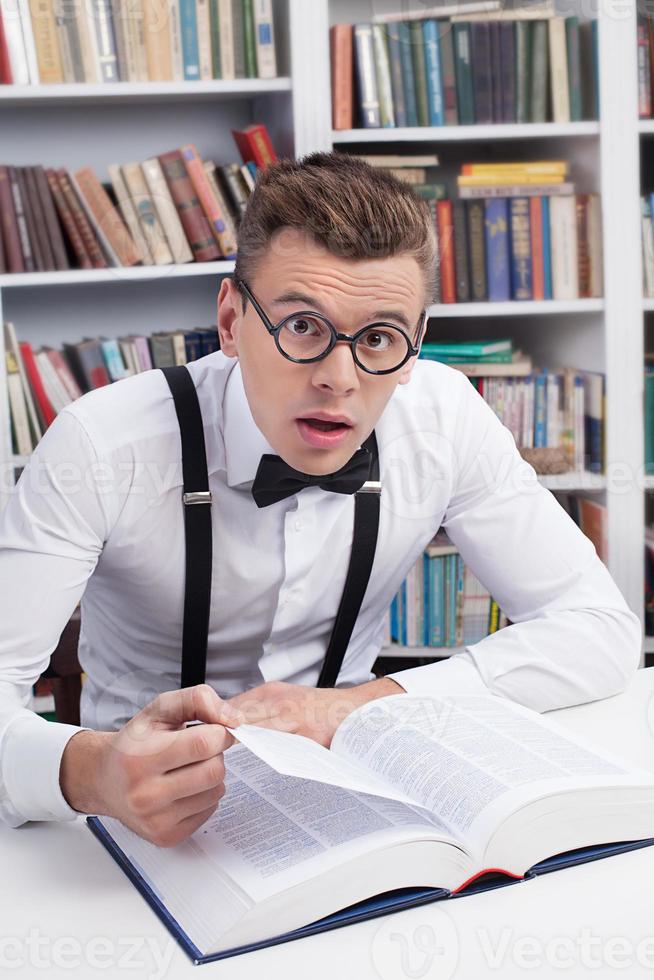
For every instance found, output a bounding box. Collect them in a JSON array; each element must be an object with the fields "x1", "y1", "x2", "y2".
[
  {"x1": 19, "y1": 342, "x2": 57, "y2": 427},
  {"x1": 57, "y1": 168, "x2": 107, "y2": 269},
  {"x1": 158, "y1": 149, "x2": 221, "y2": 262},
  {"x1": 576, "y1": 194, "x2": 591, "y2": 299},
  {"x1": 330, "y1": 25, "x2": 353, "y2": 130},
  {"x1": 530, "y1": 196, "x2": 545, "y2": 301},
  {"x1": 231, "y1": 124, "x2": 277, "y2": 168},
  {"x1": 437, "y1": 199, "x2": 456, "y2": 304},
  {"x1": 46, "y1": 169, "x2": 93, "y2": 269},
  {"x1": 0, "y1": 6, "x2": 12, "y2": 83},
  {"x1": 0, "y1": 165, "x2": 24, "y2": 273},
  {"x1": 180, "y1": 144, "x2": 238, "y2": 259}
]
